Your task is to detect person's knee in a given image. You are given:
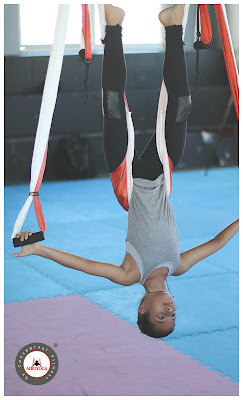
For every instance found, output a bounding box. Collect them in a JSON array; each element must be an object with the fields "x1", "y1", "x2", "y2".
[
  {"x1": 102, "y1": 89, "x2": 124, "y2": 119},
  {"x1": 176, "y1": 95, "x2": 191, "y2": 123}
]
